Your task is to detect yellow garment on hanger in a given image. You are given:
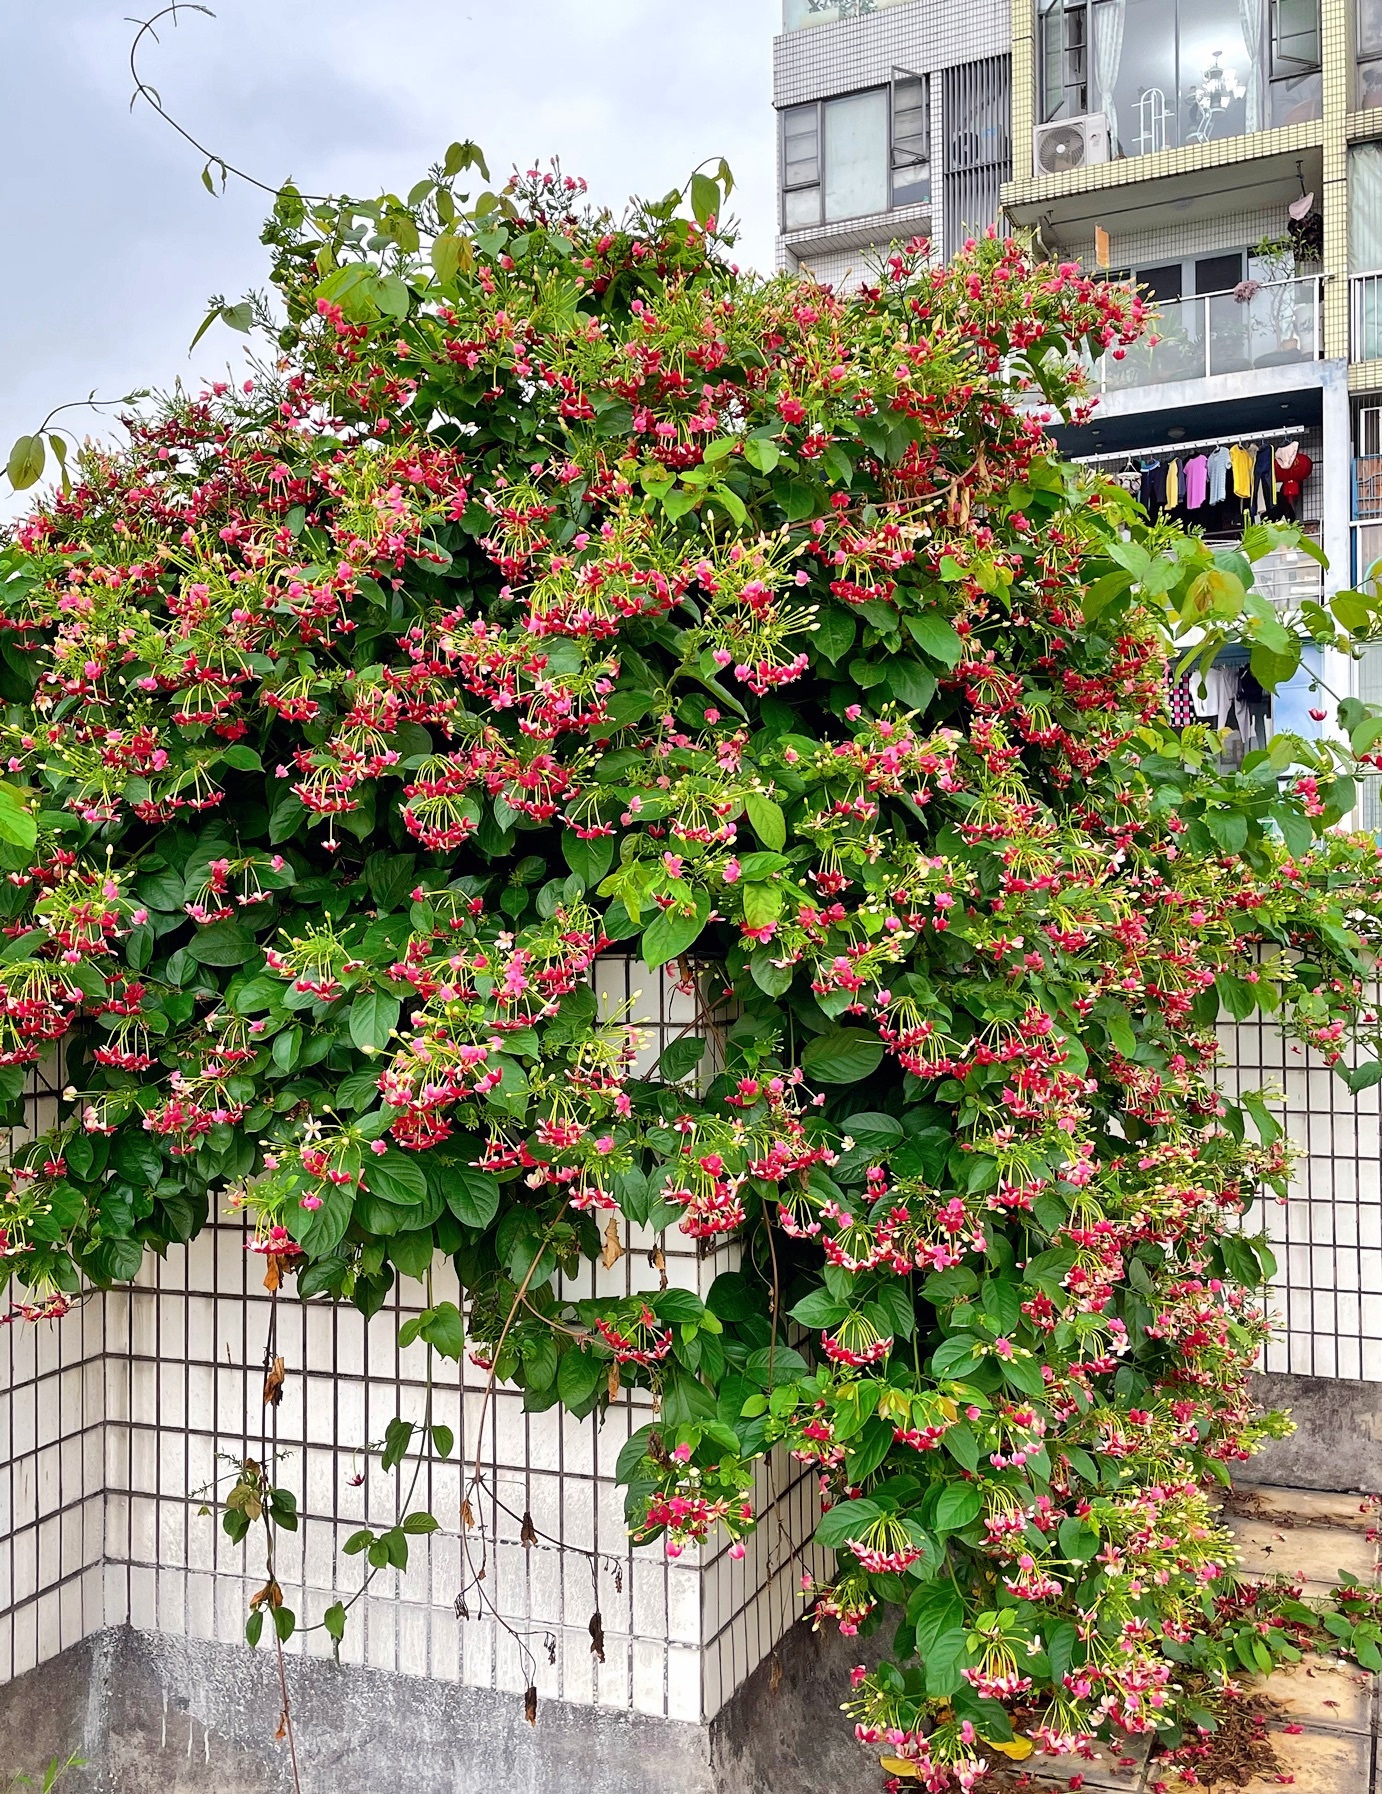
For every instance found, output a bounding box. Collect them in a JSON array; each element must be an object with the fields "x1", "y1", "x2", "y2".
[
  {"x1": 1230, "y1": 443, "x2": 1253, "y2": 498},
  {"x1": 1166, "y1": 458, "x2": 1179, "y2": 508}
]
